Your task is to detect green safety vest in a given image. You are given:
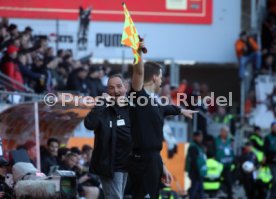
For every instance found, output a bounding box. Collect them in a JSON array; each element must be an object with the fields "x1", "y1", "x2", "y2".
[
  {"x1": 215, "y1": 137, "x2": 234, "y2": 167},
  {"x1": 159, "y1": 187, "x2": 178, "y2": 199},
  {"x1": 252, "y1": 147, "x2": 264, "y2": 163},
  {"x1": 249, "y1": 134, "x2": 264, "y2": 148},
  {"x1": 186, "y1": 142, "x2": 207, "y2": 178},
  {"x1": 257, "y1": 166, "x2": 272, "y2": 184},
  {"x1": 203, "y1": 158, "x2": 223, "y2": 191},
  {"x1": 214, "y1": 114, "x2": 233, "y2": 125}
]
